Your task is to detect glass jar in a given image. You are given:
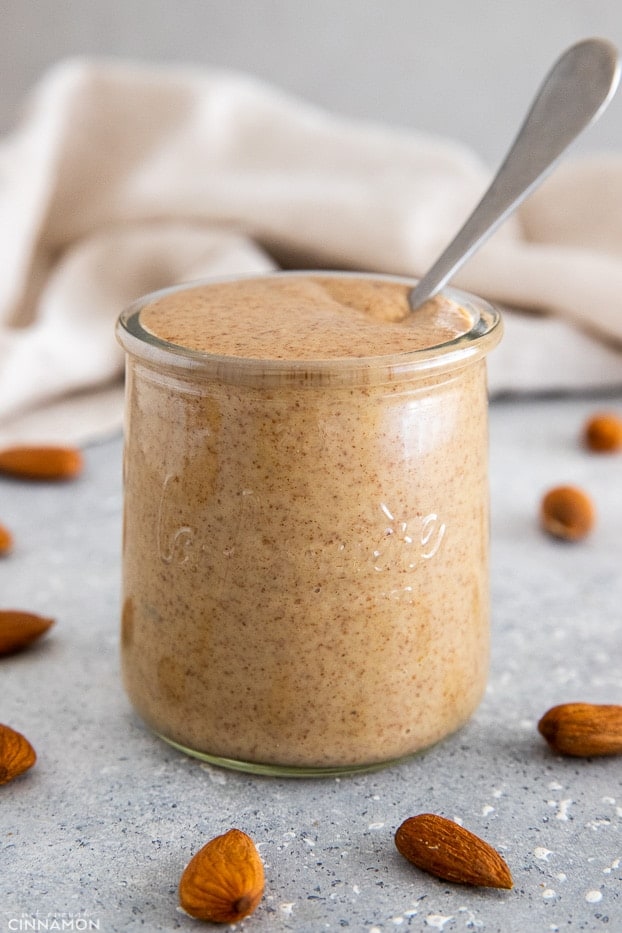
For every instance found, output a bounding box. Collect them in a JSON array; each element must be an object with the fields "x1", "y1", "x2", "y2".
[{"x1": 116, "y1": 272, "x2": 502, "y2": 776}]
